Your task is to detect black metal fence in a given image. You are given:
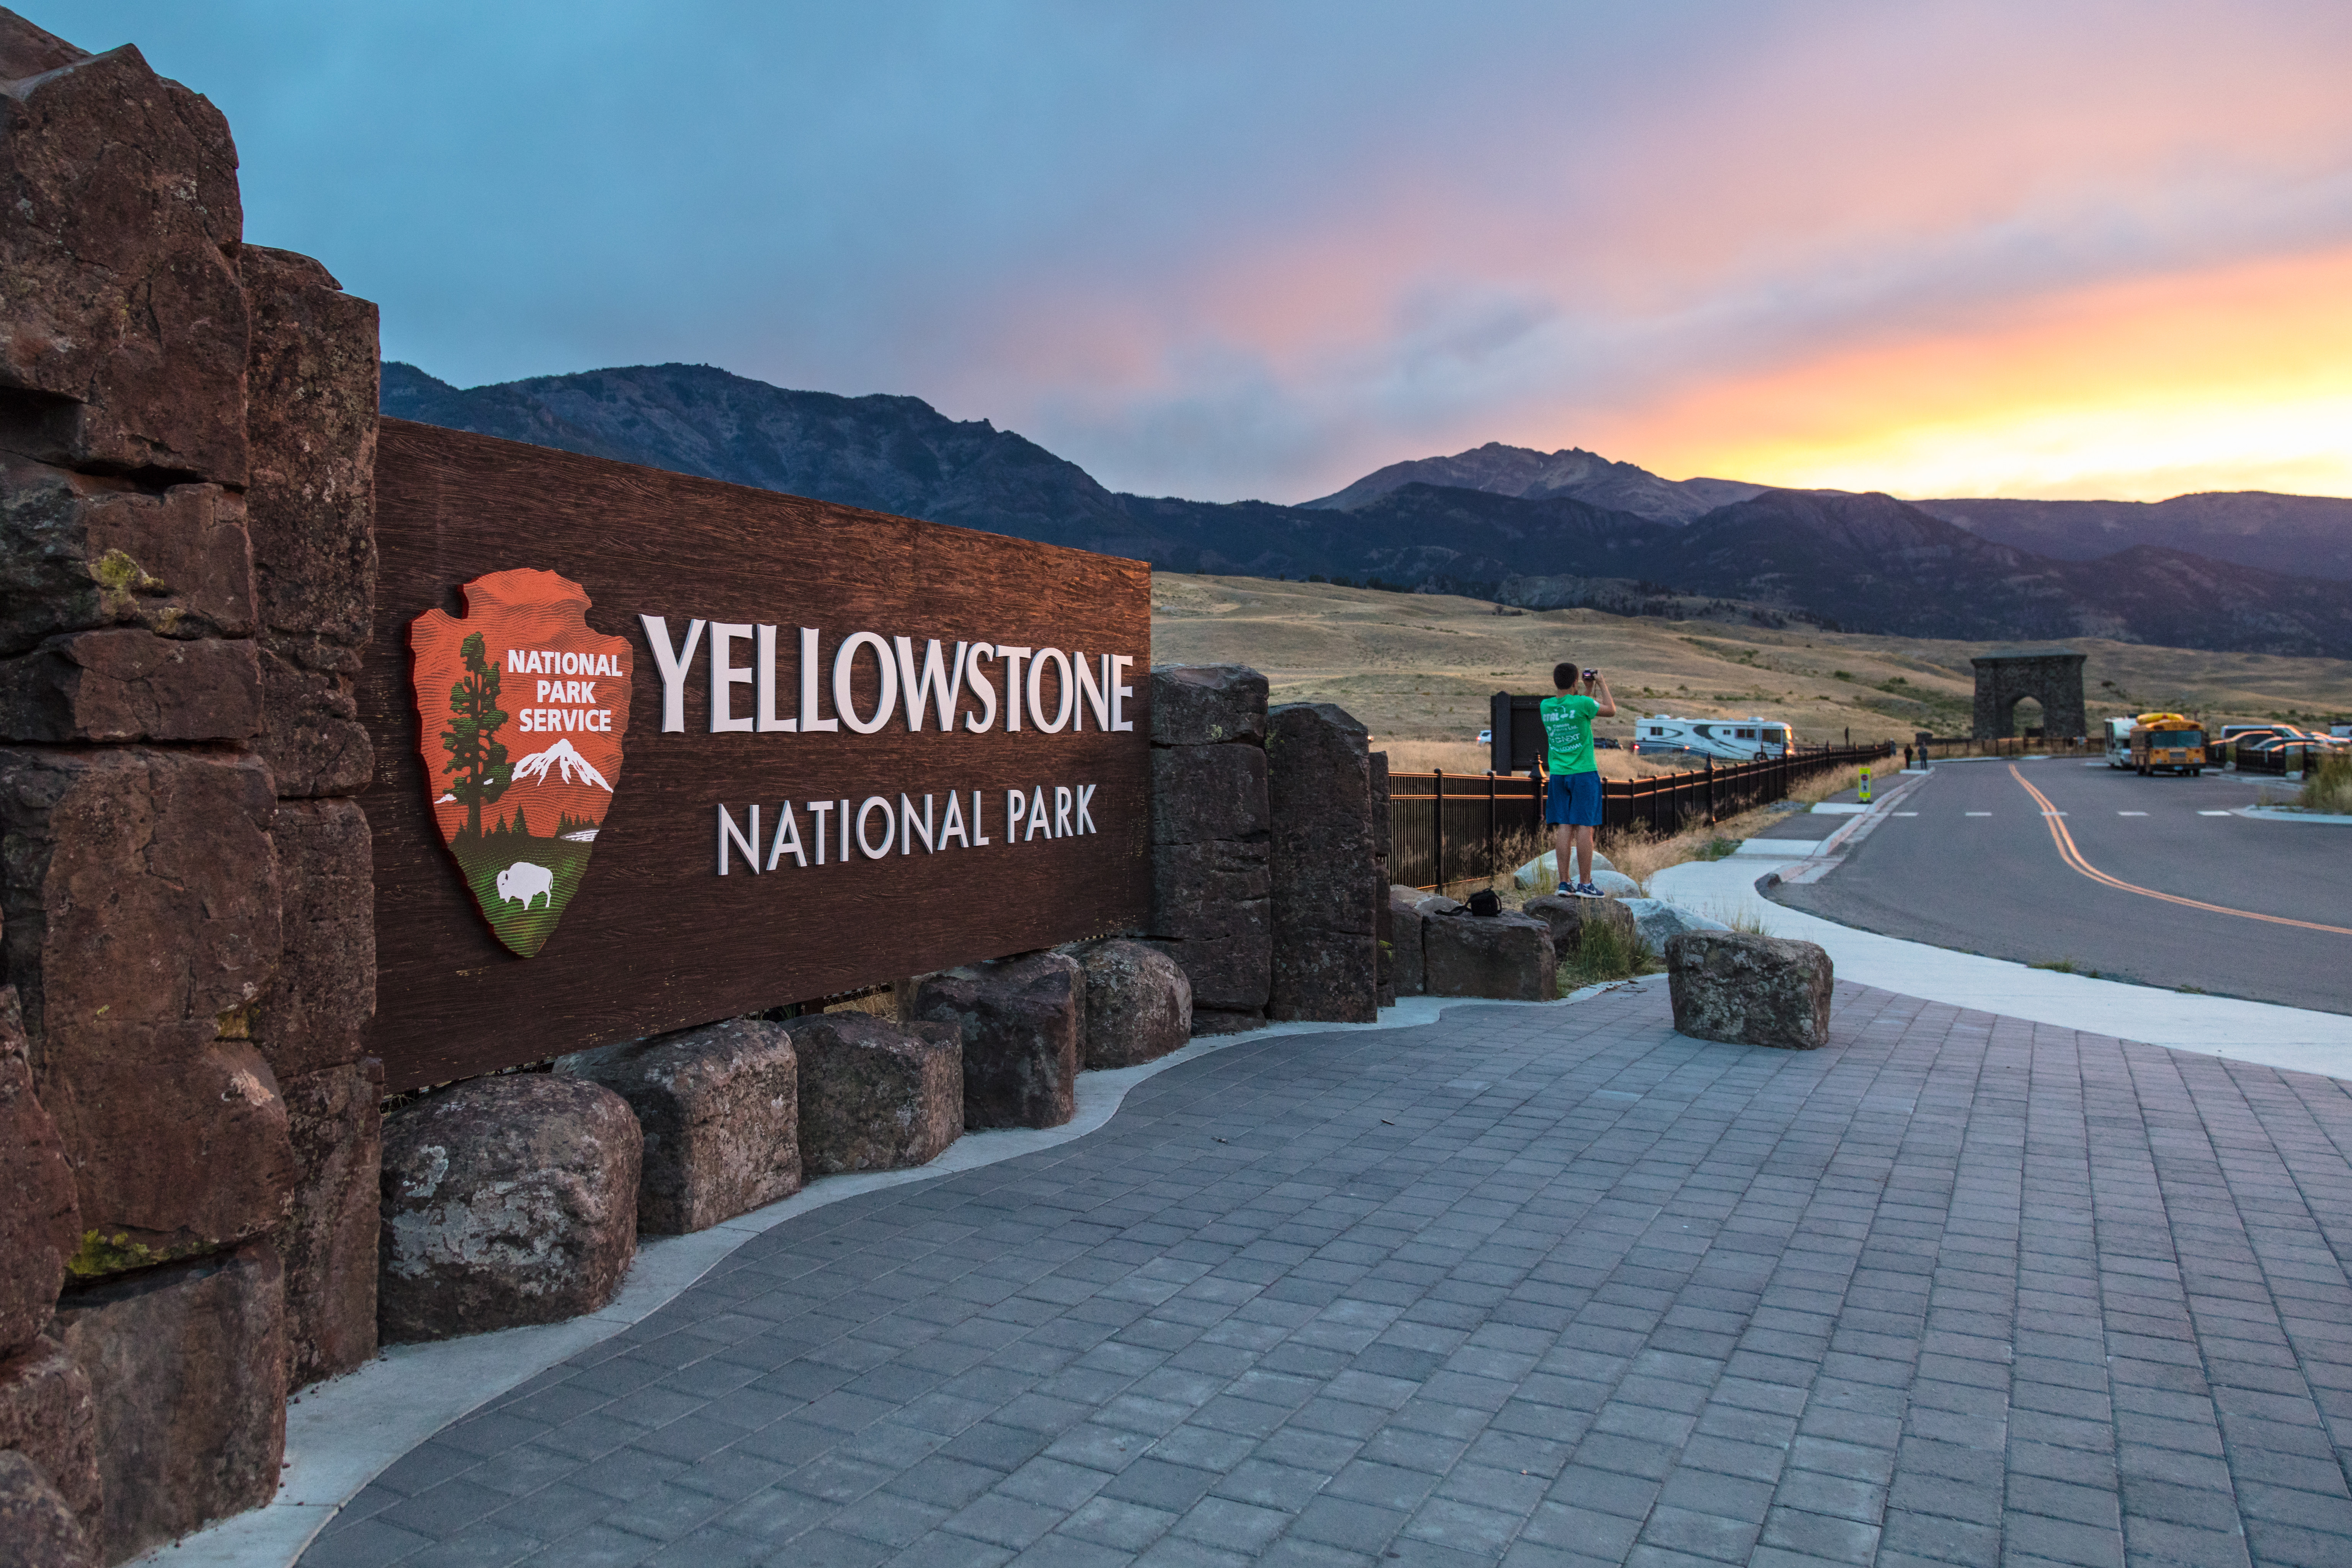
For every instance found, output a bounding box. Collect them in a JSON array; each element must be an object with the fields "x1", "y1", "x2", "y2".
[
  {"x1": 1388, "y1": 744, "x2": 1893, "y2": 890},
  {"x1": 2231, "y1": 743, "x2": 2335, "y2": 776}
]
